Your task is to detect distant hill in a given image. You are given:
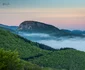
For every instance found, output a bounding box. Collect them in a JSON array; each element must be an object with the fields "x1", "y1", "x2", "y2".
[
  {"x1": 18, "y1": 21, "x2": 60, "y2": 34},
  {"x1": 71, "y1": 30, "x2": 85, "y2": 35},
  {"x1": 0, "y1": 22, "x2": 85, "y2": 37},
  {"x1": 18, "y1": 21, "x2": 85, "y2": 37},
  {"x1": 0, "y1": 24, "x2": 18, "y2": 30},
  {"x1": 0, "y1": 24, "x2": 18, "y2": 33}
]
